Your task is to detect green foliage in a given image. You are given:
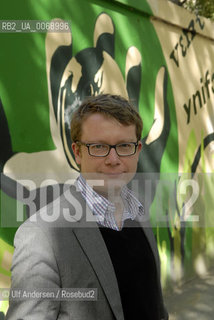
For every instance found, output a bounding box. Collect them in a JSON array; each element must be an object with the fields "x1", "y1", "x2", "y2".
[
  {"x1": 184, "y1": 0, "x2": 214, "y2": 20},
  {"x1": 171, "y1": 0, "x2": 214, "y2": 21}
]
